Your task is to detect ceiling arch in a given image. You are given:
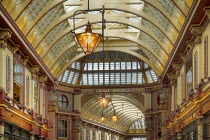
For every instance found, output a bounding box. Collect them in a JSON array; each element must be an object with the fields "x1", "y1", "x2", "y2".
[
  {"x1": 1, "y1": 0, "x2": 195, "y2": 132},
  {"x1": 44, "y1": 28, "x2": 167, "y2": 68},
  {"x1": 81, "y1": 93, "x2": 145, "y2": 132}
]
